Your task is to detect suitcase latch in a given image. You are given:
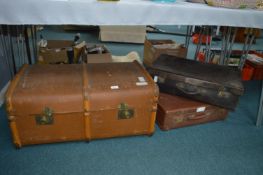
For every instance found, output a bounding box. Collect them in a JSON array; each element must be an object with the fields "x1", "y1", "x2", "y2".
[
  {"x1": 35, "y1": 107, "x2": 54, "y2": 125},
  {"x1": 118, "y1": 103, "x2": 134, "y2": 120},
  {"x1": 218, "y1": 87, "x2": 230, "y2": 98}
]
